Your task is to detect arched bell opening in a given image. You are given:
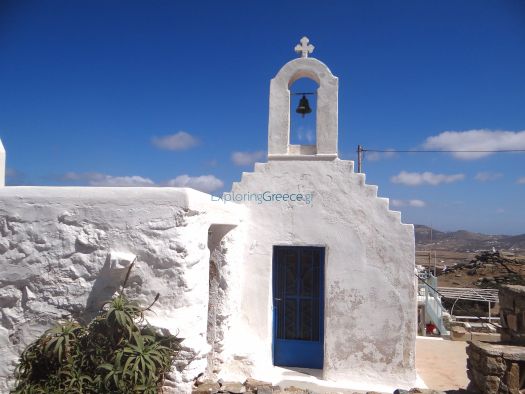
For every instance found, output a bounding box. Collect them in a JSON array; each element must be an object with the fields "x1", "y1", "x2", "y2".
[{"x1": 289, "y1": 77, "x2": 319, "y2": 148}]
